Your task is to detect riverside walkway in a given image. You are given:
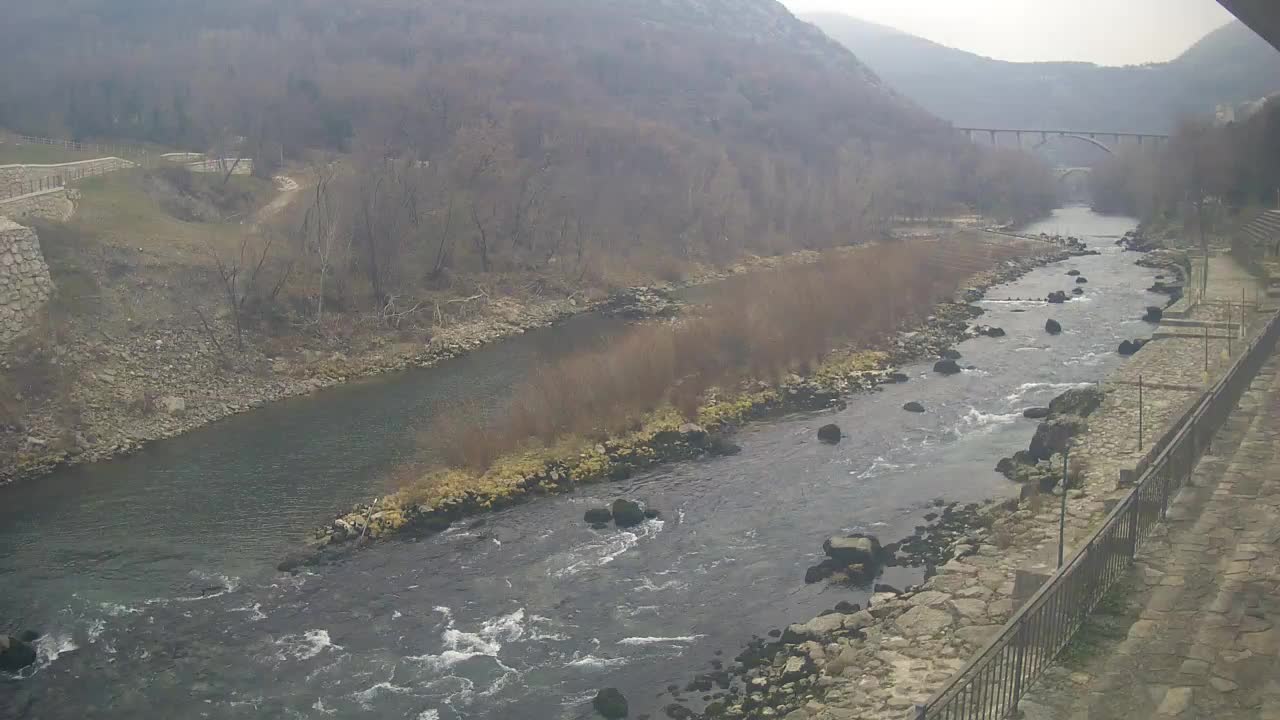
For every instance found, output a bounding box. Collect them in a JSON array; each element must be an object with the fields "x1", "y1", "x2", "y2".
[{"x1": 1019, "y1": 351, "x2": 1280, "y2": 719}]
